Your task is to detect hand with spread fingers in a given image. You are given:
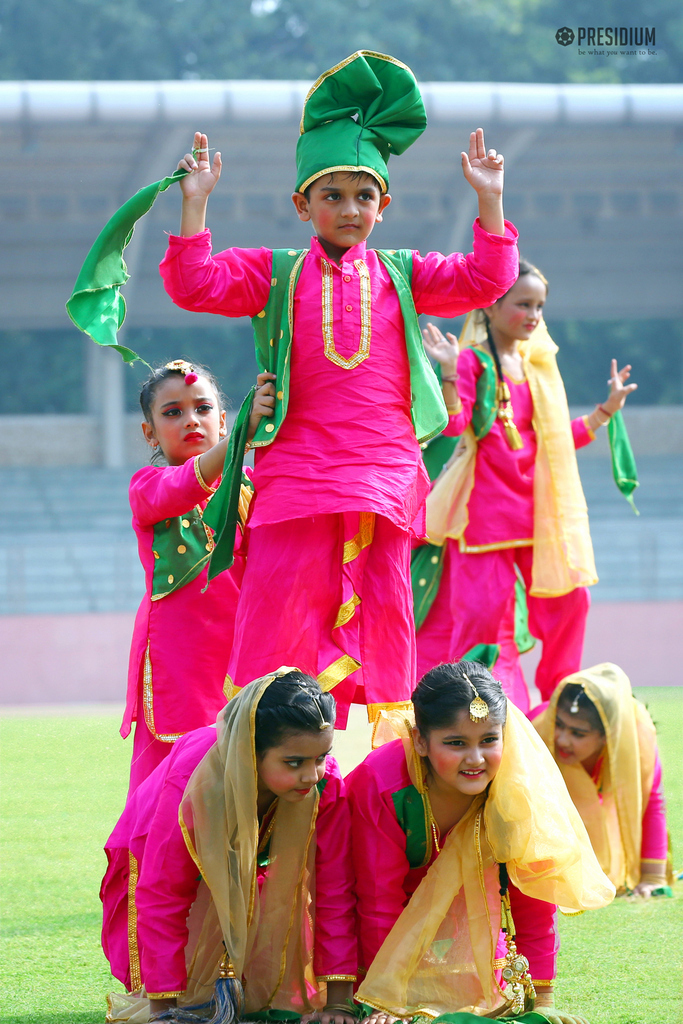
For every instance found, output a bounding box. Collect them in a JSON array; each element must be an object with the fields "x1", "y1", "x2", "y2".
[
  {"x1": 421, "y1": 322, "x2": 459, "y2": 375},
  {"x1": 601, "y1": 358, "x2": 638, "y2": 415},
  {"x1": 358, "y1": 1011, "x2": 408, "y2": 1024},
  {"x1": 300, "y1": 1009, "x2": 358, "y2": 1024}
]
